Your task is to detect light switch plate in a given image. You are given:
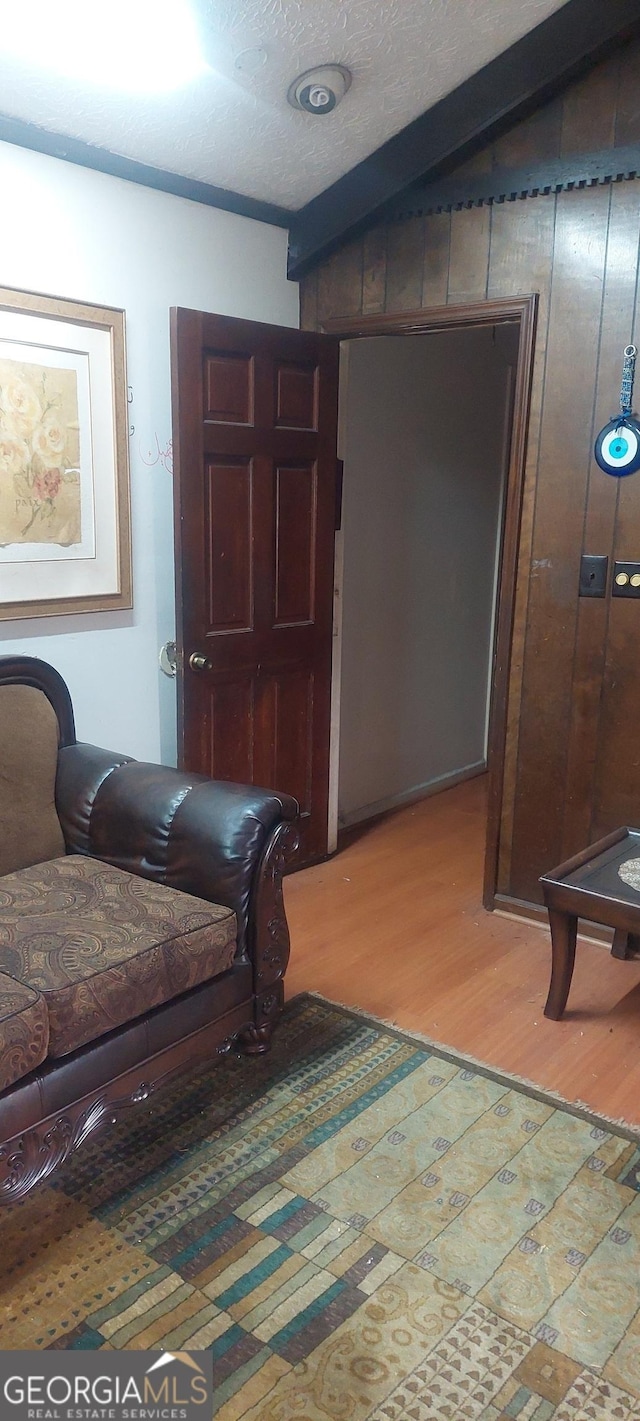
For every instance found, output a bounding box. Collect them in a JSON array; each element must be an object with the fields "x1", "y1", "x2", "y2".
[{"x1": 579, "y1": 554, "x2": 608, "y2": 598}]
